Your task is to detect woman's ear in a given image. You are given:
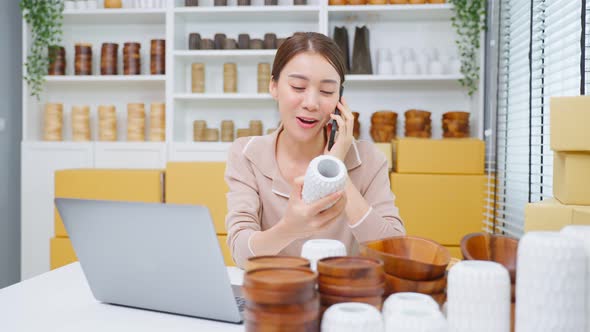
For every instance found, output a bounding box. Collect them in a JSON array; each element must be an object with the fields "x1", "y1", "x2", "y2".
[{"x1": 269, "y1": 76, "x2": 278, "y2": 100}]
